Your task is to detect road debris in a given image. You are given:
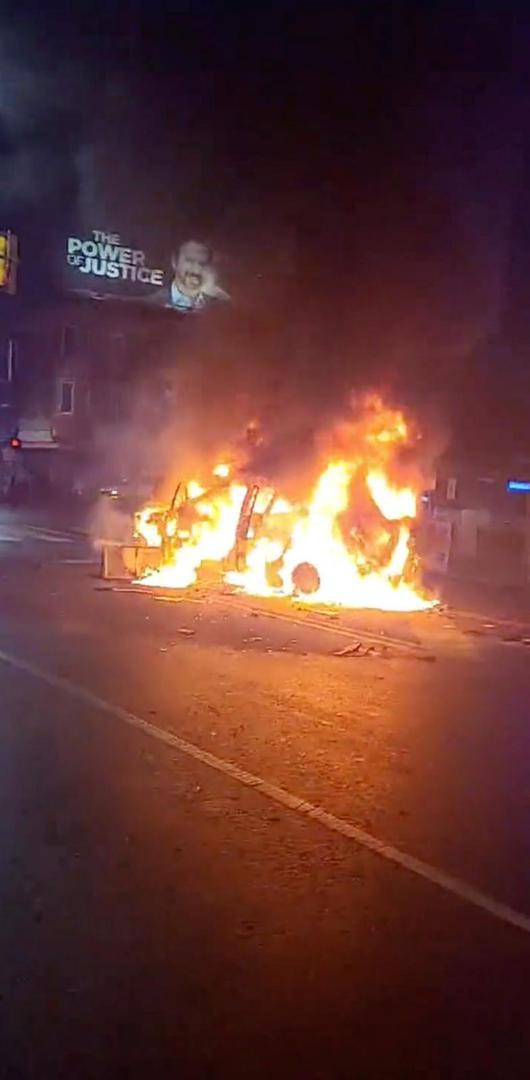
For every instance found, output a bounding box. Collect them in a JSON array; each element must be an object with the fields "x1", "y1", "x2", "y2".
[
  {"x1": 333, "y1": 641, "x2": 393, "y2": 658},
  {"x1": 153, "y1": 595, "x2": 185, "y2": 604},
  {"x1": 177, "y1": 628, "x2": 196, "y2": 636},
  {"x1": 333, "y1": 642, "x2": 362, "y2": 657},
  {"x1": 110, "y1": 586, "x2": 152, "y2": 594}
]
